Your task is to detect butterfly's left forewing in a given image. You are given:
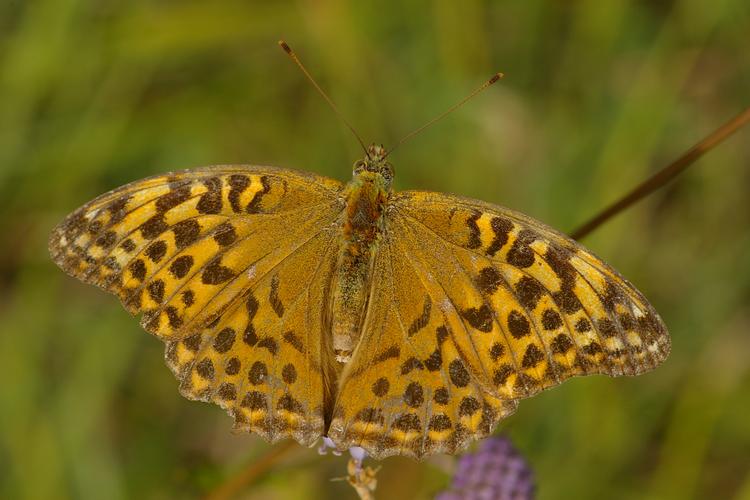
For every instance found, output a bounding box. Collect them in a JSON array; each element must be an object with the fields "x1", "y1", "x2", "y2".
[{"x1": 330, "y1": 190, "x2": 669, "y2": 459}]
